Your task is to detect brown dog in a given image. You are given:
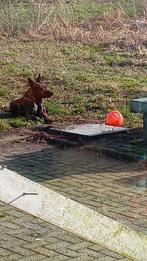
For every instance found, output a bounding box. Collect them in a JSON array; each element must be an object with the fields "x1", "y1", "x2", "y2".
[{"x1": 10, "y1": 74, "x2": 53, "y2": 122}]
